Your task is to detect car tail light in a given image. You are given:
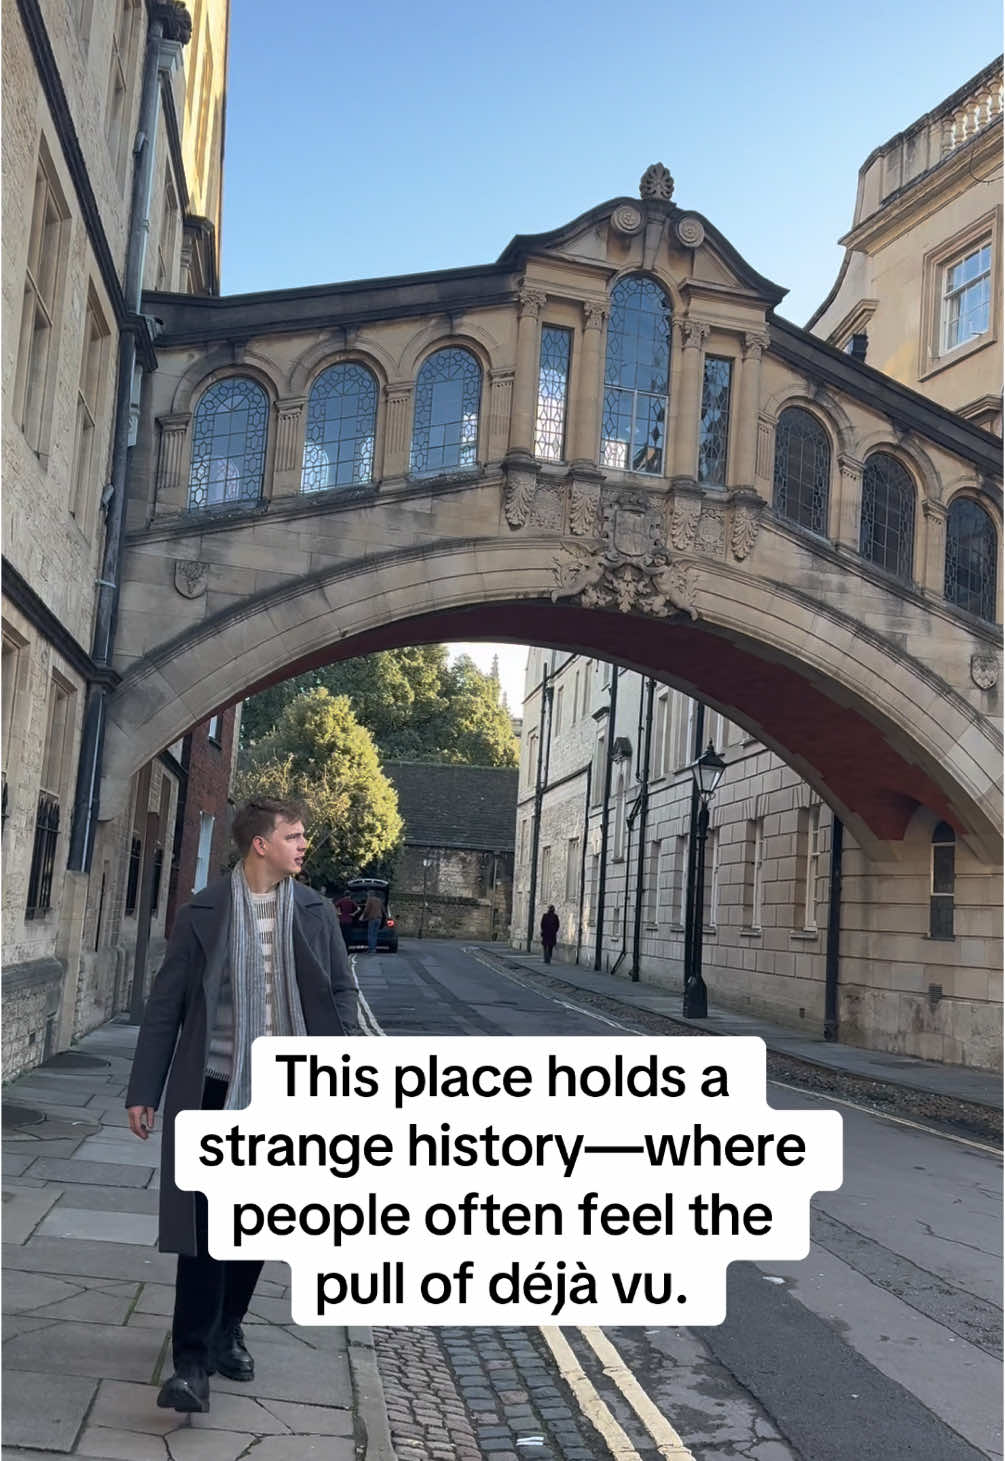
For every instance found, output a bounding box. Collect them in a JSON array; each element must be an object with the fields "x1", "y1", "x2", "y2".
[{"x1": 385, "y1": 918, "x2": 394, "y2": 927}]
